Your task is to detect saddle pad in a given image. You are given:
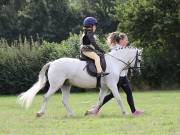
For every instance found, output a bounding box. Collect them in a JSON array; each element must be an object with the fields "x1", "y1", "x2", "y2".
[{"x1": 86, "y1": 55, "x2": 106, "y2": 77}]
